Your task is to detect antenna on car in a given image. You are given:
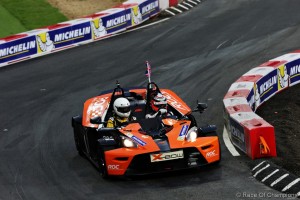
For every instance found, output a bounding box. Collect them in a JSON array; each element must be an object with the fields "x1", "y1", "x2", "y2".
[
  {"x1": 116, "y1": 80, "x2": 120, "y2": 88},
  {"x1": 145, "y1": 61, "x2": 152, "y2": 89}
]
